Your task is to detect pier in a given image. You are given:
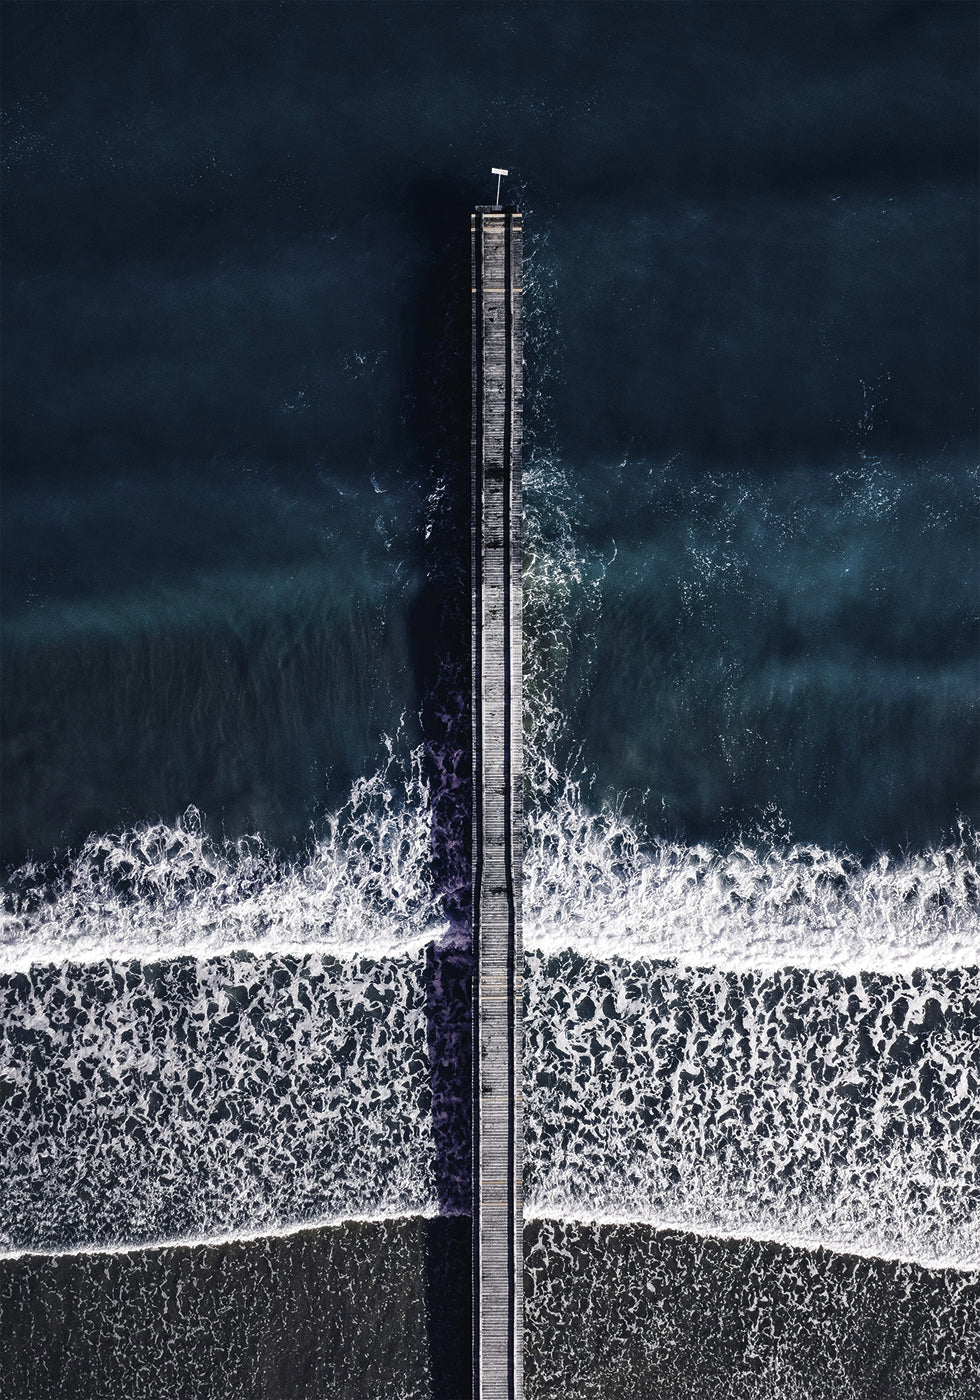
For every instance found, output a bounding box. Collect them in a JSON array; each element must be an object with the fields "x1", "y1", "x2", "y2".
[{"x1": 470, "y1": 203, "x2": 524, "y2": 1400}]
